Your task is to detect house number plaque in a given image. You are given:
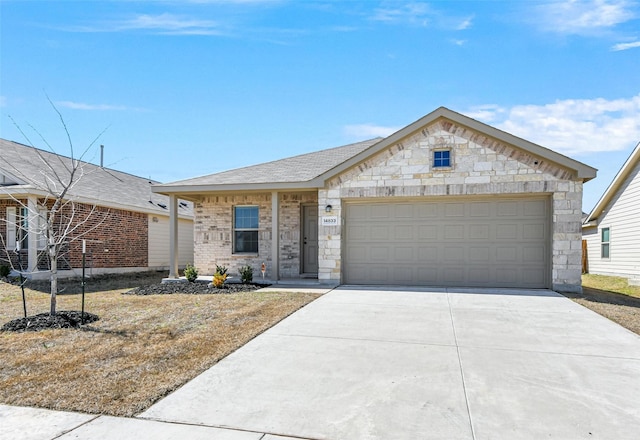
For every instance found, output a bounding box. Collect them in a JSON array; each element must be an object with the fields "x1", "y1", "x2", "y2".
[{"x1": 321, "y1": 216, "x2": 339, "y2": 226}]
